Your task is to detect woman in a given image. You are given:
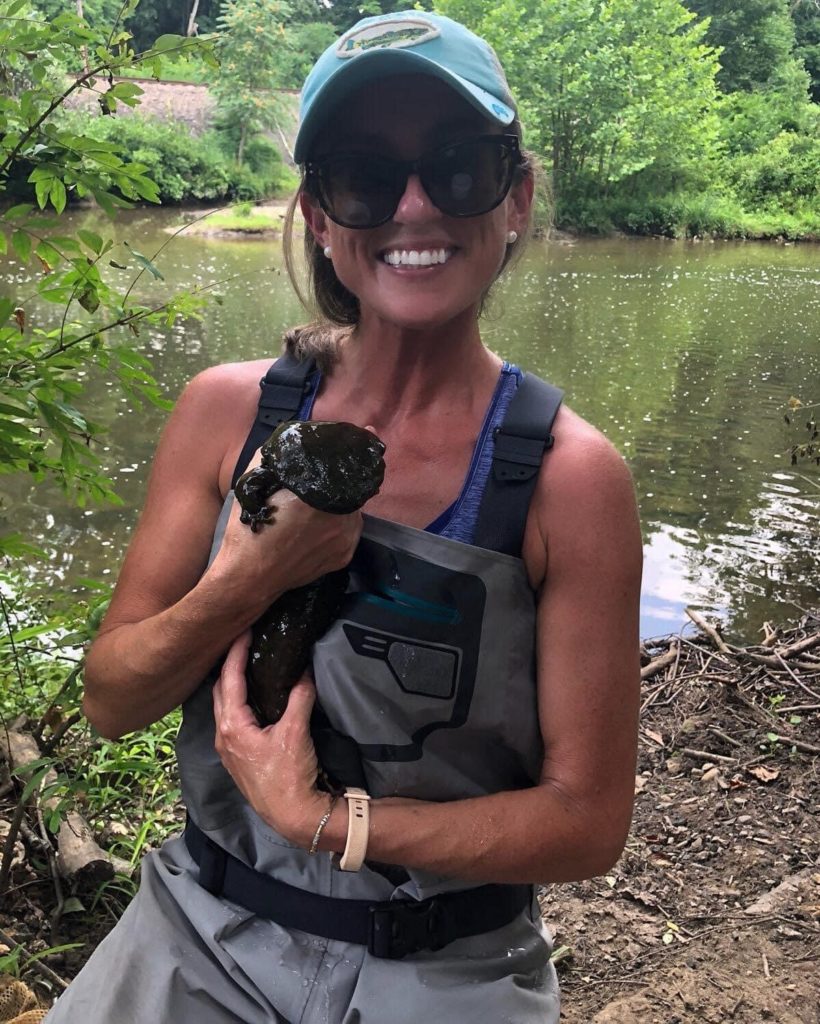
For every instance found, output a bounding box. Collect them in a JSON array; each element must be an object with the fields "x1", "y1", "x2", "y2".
[{"x1": 46, "y1": 12, "x2": 642, "y2": 1023}]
